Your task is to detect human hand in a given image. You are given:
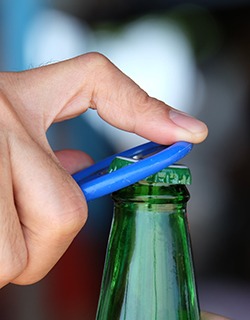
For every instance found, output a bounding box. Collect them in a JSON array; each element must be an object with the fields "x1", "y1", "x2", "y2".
[
  {"x1": 201, "y1": 311, "x2": 230, "y2": 320},
  {"x1": 0, "y1": 53, "x2": 208, "y2": 287}
]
